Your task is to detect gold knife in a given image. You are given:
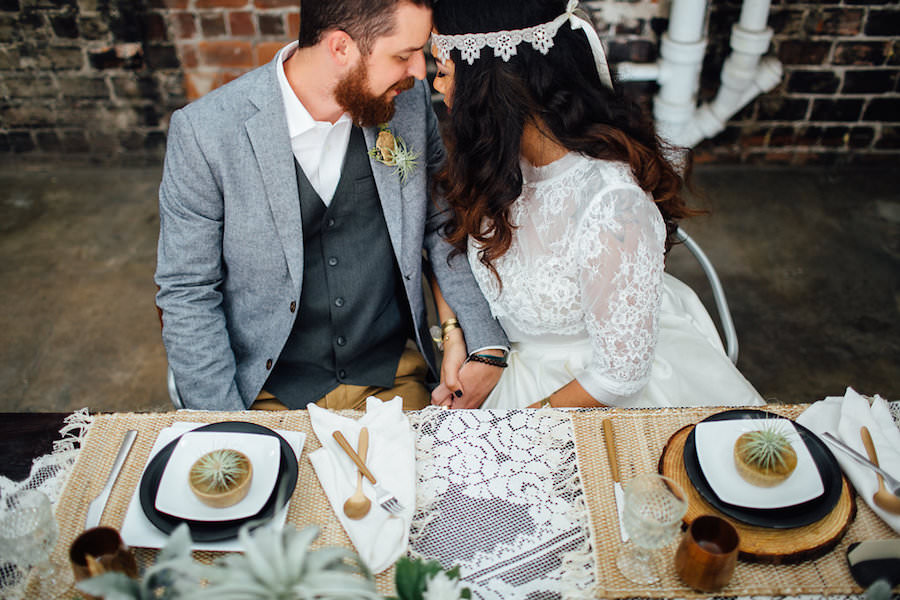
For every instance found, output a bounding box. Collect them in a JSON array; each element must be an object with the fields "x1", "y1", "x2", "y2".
[{"x1": 602, "y1": 418, "x2": 629, "y2": 542}]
